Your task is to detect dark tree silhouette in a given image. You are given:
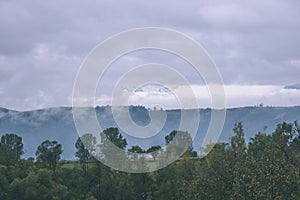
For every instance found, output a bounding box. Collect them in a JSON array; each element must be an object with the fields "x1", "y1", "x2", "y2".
[
  {"x1": 0, "y1": 133, "x2": 24, "y2": 165},
  {"x1": 36, "y1": 140, "x2": 63, "y2": 172}
]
